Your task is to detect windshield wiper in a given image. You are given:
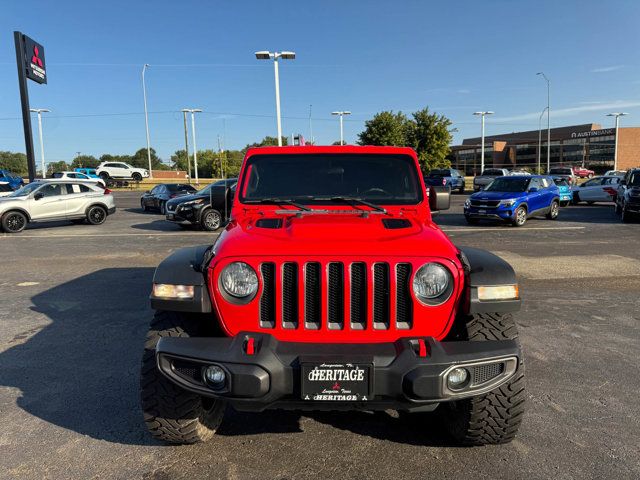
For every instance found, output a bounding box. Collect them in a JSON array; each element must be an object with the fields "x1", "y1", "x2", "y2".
[
  {"x1": 244, "y1": 198, "x2": 311, "y2": 211},
  {"x1": 317, "y1": 196, "x2": 387, "y2": 214}
]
